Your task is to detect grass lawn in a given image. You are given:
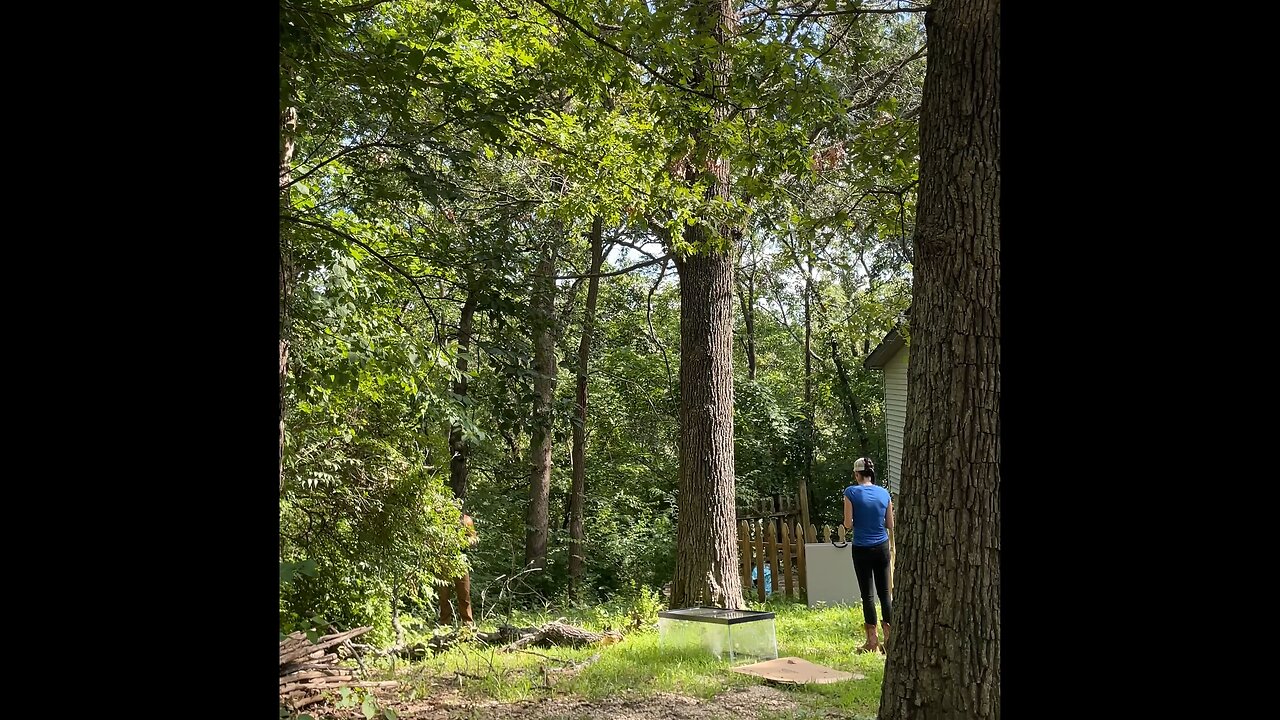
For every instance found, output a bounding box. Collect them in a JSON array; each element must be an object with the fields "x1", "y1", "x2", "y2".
[{"x1": 361, "y1": 596, "x2": 887, "y2": 719}]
